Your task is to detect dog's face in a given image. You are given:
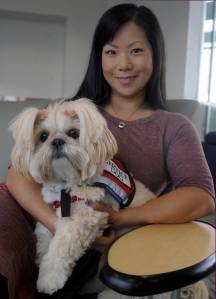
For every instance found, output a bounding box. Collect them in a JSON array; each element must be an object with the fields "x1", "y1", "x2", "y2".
[{"x1": 9, "y1": 98, "x2": 118, "y2": 184}]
